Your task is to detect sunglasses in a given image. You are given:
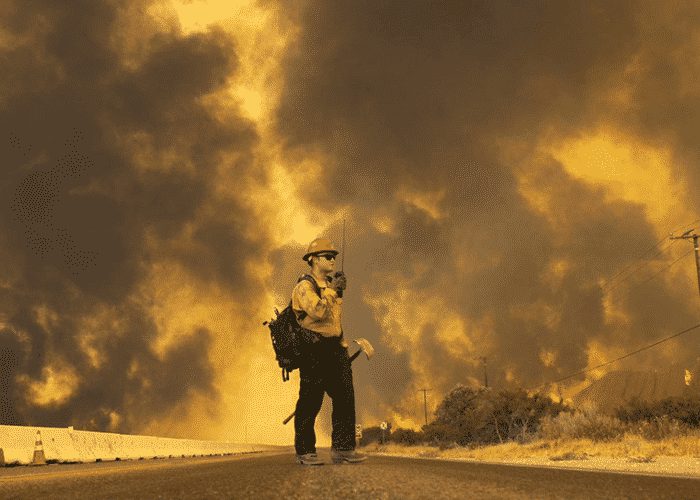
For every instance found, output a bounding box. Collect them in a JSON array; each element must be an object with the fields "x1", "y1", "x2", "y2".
[{"x1": 317, "y1": 253, "x2": 336, "y2": 261}]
